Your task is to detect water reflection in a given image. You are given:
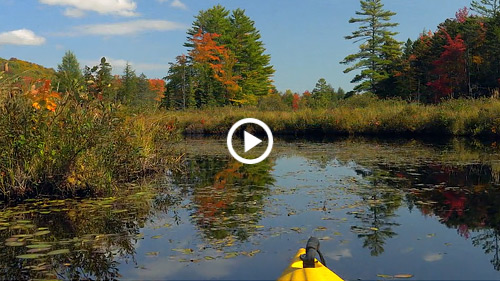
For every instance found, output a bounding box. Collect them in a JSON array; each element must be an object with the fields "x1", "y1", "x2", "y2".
[
  {"x1": 1, "y1": 138, "x2": 500, "y2": 279},
  {"x1": 171, "y1": 157, "x2": 275, "y2": 241},
  {"x1": 0, "y1": 192, "x2": 154, "y2": 279}
]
